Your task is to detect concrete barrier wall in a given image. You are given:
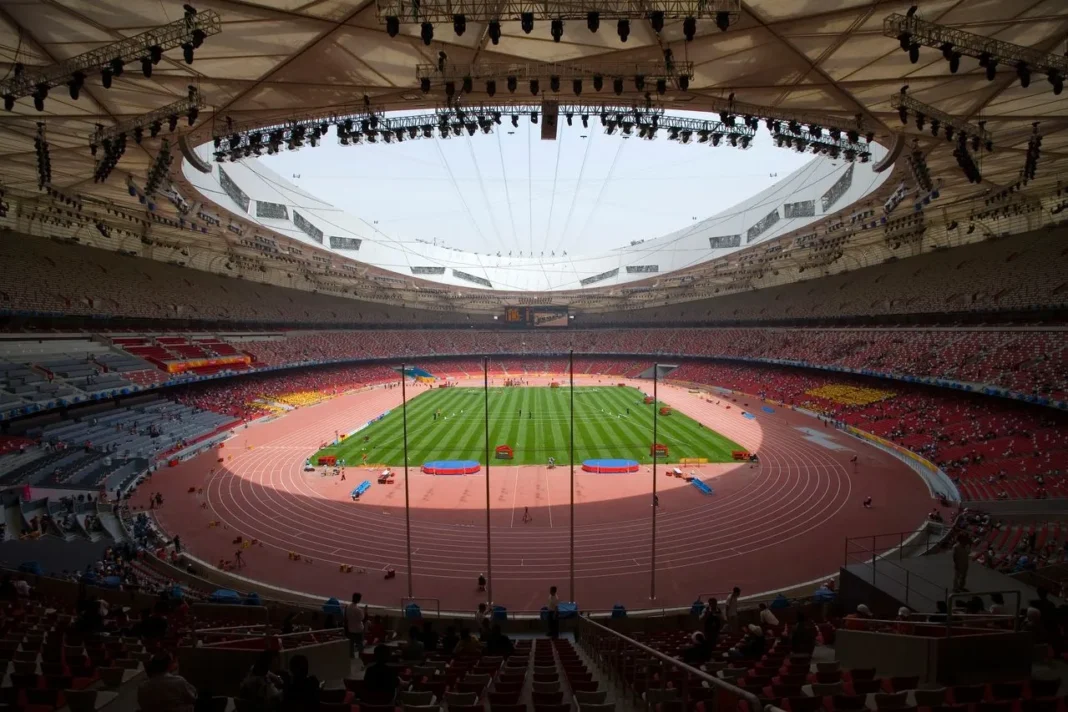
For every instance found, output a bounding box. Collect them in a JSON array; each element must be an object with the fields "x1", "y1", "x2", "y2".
[
  {"x1": 836, "y1": 629, "x2": 1033, "y2": 686},
  {"x1": 178, "y1": 638, "x2": 350, "y2": 697}
]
